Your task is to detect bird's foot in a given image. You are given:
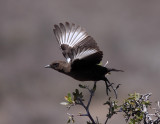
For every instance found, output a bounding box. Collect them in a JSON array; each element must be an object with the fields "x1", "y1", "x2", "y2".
[{"x1": 105, "y1": 78, "x2": 119, "y2": 98}]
